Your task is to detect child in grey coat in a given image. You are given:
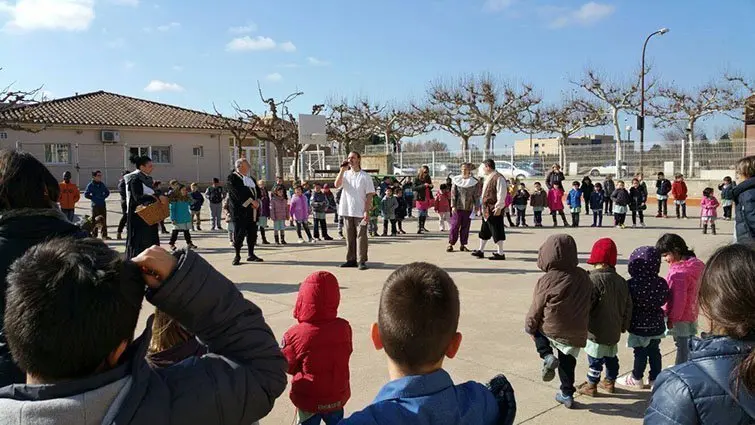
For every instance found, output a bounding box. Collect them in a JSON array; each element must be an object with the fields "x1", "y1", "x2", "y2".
[{"x1": 381, "y1": 187, "x2": 399, "y2": 236}]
